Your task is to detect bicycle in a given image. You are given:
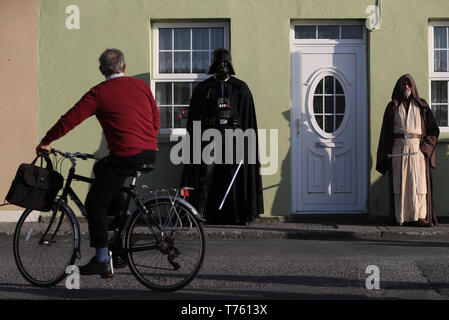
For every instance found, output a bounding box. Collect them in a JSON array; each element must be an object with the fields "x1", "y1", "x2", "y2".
[{"x1": 13, "y1": 149, "x2": 206, "y2": 292}]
